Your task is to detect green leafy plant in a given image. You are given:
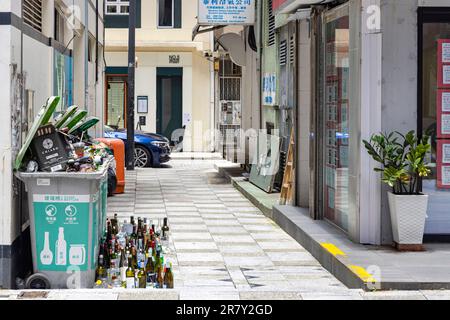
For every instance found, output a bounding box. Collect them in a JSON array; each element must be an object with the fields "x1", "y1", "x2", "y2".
[{"x1": 363, "y1": 131, "x2": 431, "y2": 195}]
